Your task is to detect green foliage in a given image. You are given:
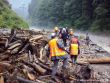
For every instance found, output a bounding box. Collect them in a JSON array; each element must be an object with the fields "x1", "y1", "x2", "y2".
[
  {"x1": 95, "y1": 6, "x2": 108, "y2": 16},
  {"x1": 0, "y1": 0, "x2": 29, "y2": 29},
  {"x1": 91, "y1": 18, "x2": 110, "y2": 32},
  {"x1": 29, "y1": 0, "x2": 110, "y2": 32}
]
